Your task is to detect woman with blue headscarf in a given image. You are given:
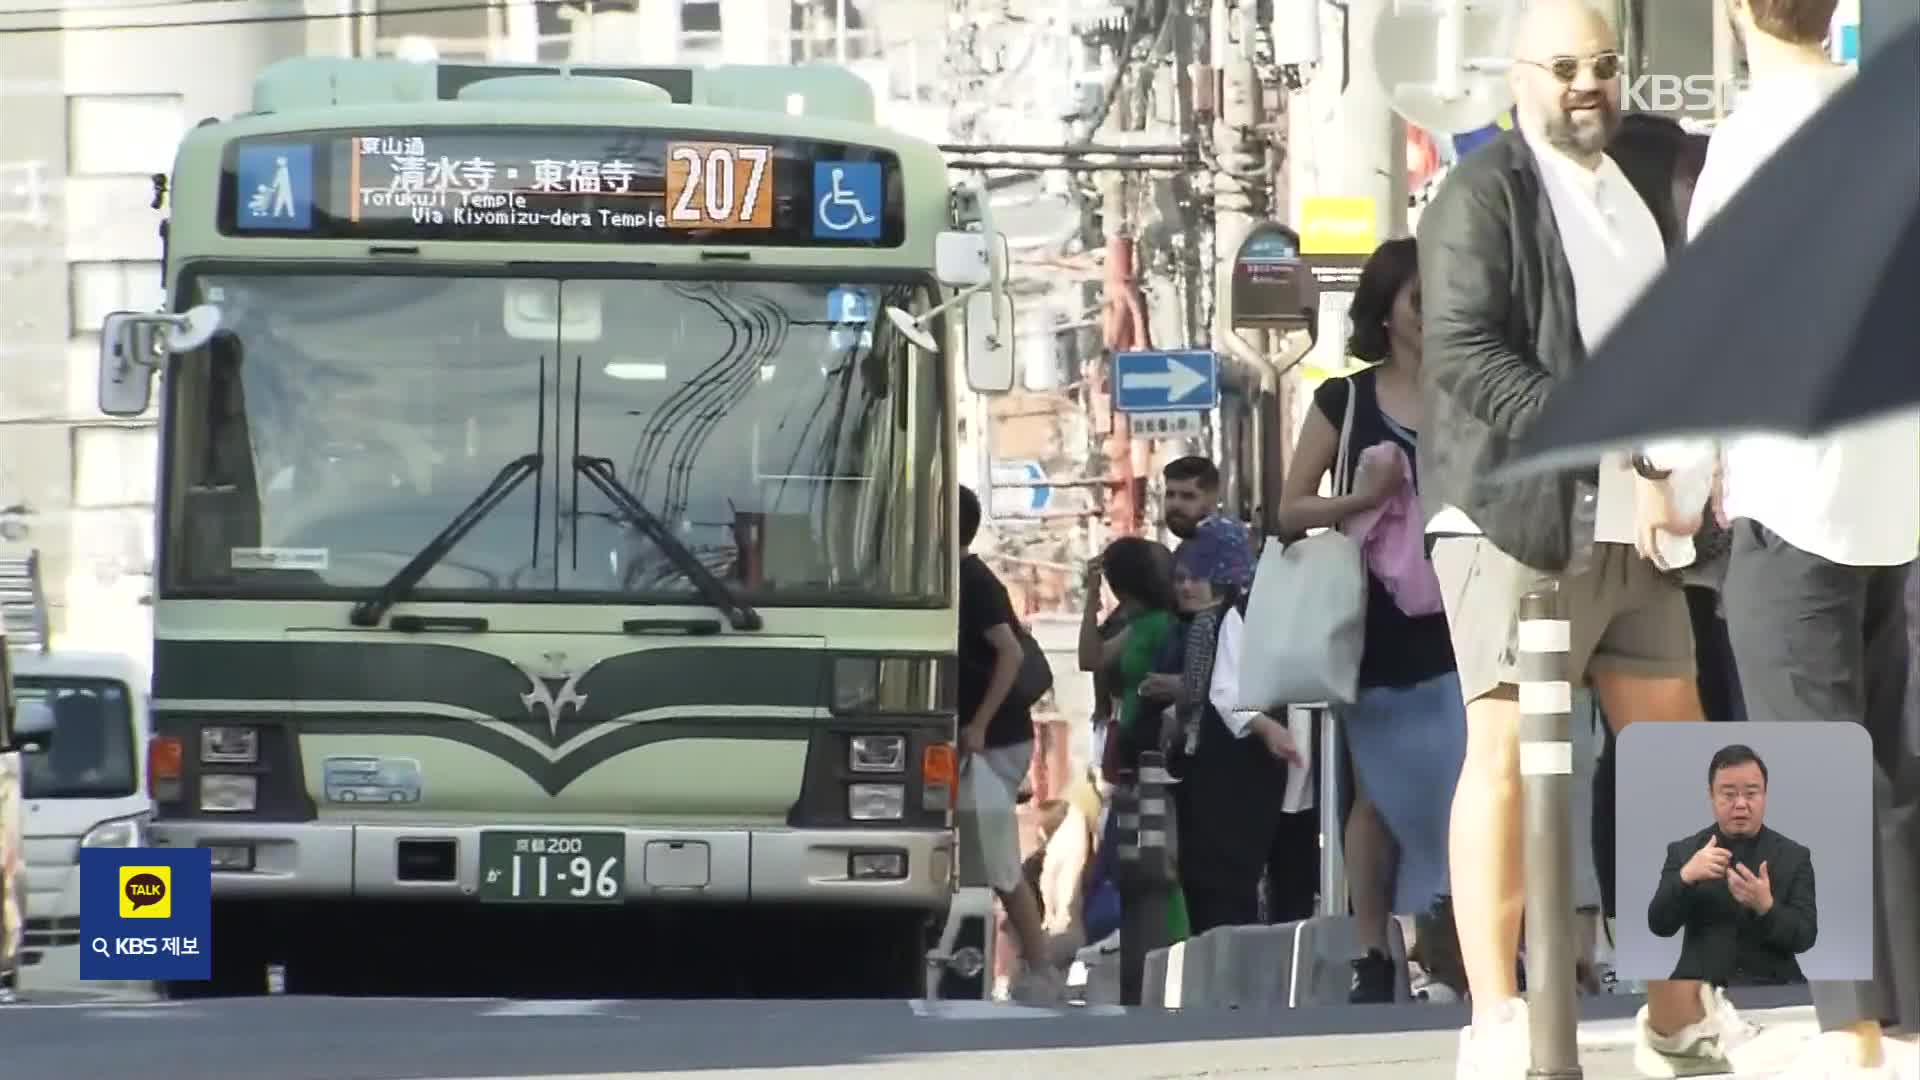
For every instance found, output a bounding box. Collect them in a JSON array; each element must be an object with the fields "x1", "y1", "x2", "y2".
[{"x1": 1136, "y1": 517, "x2": 1304, "y2": 934}]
